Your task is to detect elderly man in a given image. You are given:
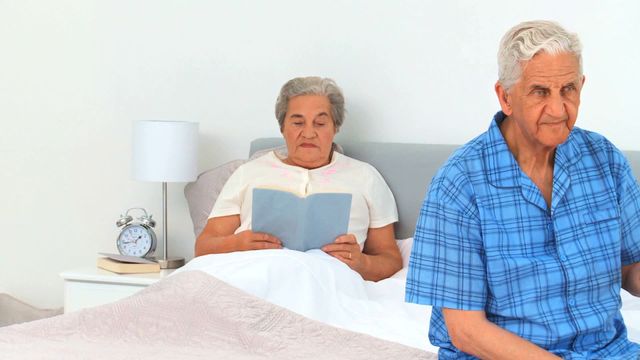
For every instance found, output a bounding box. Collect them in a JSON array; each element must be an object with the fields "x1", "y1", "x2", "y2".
[{"x1": 406, "y1": 20, "x2": 640, "y2": 359}]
